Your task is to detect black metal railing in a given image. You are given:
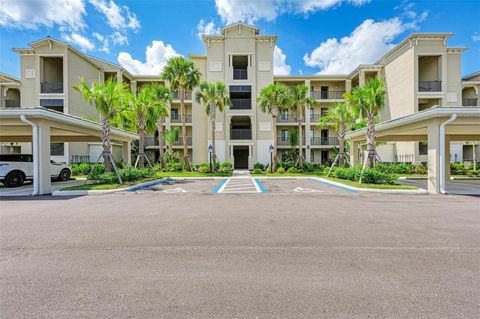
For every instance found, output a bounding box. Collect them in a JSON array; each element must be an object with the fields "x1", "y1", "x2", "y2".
[
  {"x1": 4, "y1": 100, "x2": 20, "y2": 108},
  {"x1": 310, "y1": 113, "x2": 322, "y2": 122},
  {"x1": 170, "y1": 115, "x2": 192, "y2": 123},
  {"x1": 310, "y1": 137, "x2": 339, "y2": 145},
  {"x1": 41, "y1": 81, "x2": 63, "y2": 93},
  {"x1": 311, "y1": 90, "x2": 345, "y2": 100},
  {"x1": 233, "y1": 68, "x2": 248, "y2": 80},
  {"x1": 277, "y1": 137, "x2": 306, "y2": 146},
  {"x1": 419, "y1": 81, "x2": 441, "y2": 92},
  {"x1": 172, "y1": 91, "x2": 192, "y2": 100},
  {"x1": 230, "y1": 129, "x2": 252, "y2": 139},
  {"x1": 462, "y1": 98, "x2": 477, "y2": 106},
  {"x1": 277, "y1": 113, "x2": 297, "y2": 122},
  {"x1": 172, "y1": 137, "x2": 192, "y2": 146},
  {"x1": 230, "y1": 98, "x2": 251, "y2": 109}
]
